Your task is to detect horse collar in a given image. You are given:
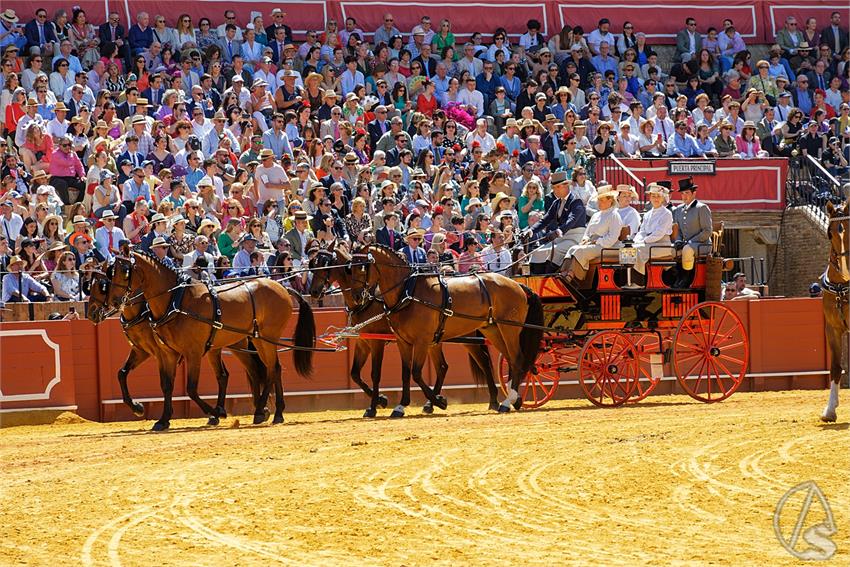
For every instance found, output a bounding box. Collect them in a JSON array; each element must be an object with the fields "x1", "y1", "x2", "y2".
[{"x1": 821, "y1": 271, "x2": 849, "y2": 310}]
